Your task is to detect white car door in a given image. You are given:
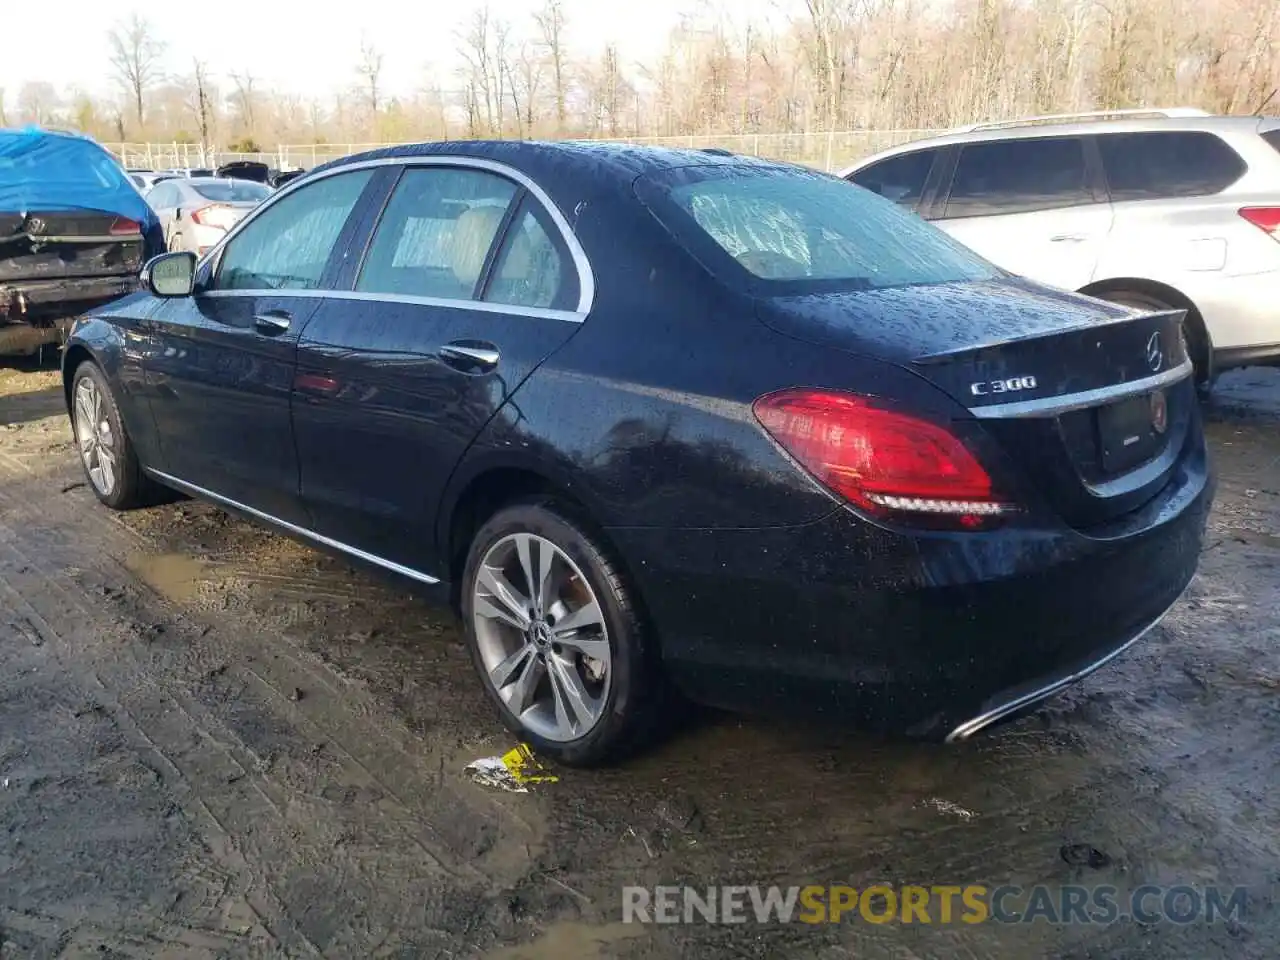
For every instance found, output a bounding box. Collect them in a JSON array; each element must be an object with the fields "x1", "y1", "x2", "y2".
[{"x1": 933, "y1": 136, "x2": 1114, "y2": 292}]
